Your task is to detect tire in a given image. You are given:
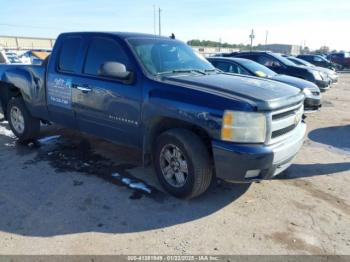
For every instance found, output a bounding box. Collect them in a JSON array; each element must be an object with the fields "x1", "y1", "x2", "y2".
[
  {"x1": 154, "y1": 128, "x2": 213, "y2": 199},
  {"x1": 7, "y1": 97, "x2": 40, "y2": 143}
]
